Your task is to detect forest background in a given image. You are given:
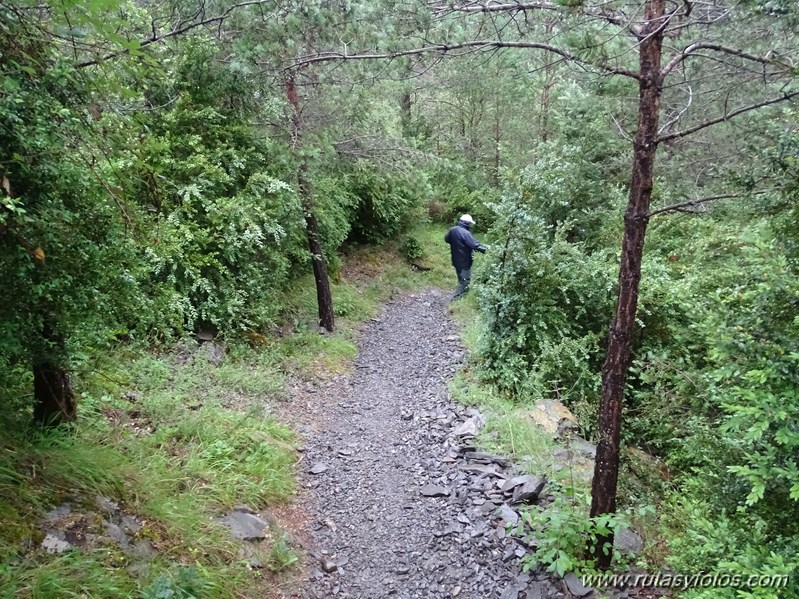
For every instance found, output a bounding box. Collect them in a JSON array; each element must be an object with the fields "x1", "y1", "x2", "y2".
[{"x1": 1, "y1": 0, "x2": 798, "y2": 597}]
